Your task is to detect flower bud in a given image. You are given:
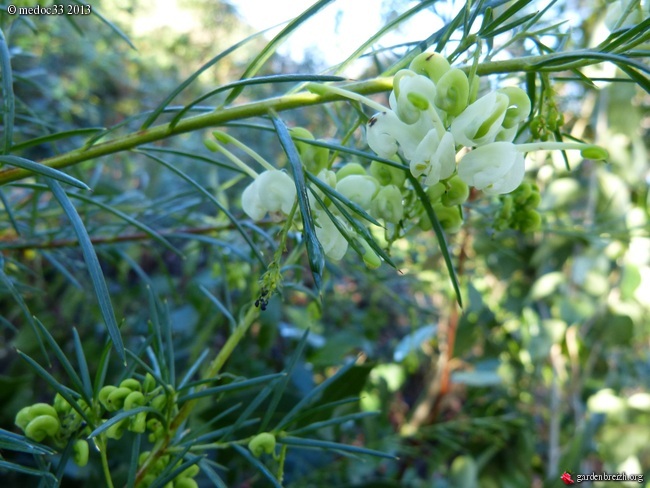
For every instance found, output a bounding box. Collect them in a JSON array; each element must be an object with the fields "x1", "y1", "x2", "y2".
[
  {"x1": 15, "y1": 403, "x2": 57, "y2": 431},
  {"x1": 369, "y1": 160, "x2": 406, "y2": 187},
  {"x1": 120, "y1": 378, "x2": 142, "y2": 392},
  {"x1": 409, "y1": 52, "x2": 451, "y2": 83},
  {"x1": 433, "y1": 203, "x2": 463, "y2": 233},
  {"x1": 106, "y1": 387, "x2": 133, "y2": 411},
  {"x1": 174, "y1": 479, "x2": 198, "y2": 488},
  {"x1": 366, "y1": 110, "x2": 431, "y2": 160},
  {"x1": 498, "y1": 86, "x2": 532, "y2": 129},
  {"x1": 290, "y1": 127, "x2": 329, "y2": 174},
  {"x1": 451, "y1": 91, "x2": 509, "y2": 147},
  {"x1": 427, "y1": 182, "x2": 446, "y2": 202},
  {"x1": 390, "y1": 70, "x2": 437, "y2": 124},
  {"x1": 129, "y1": 411, "x2": 148, "y2": 434},
  {"x1": 106, "y1": 419, "x2": 127, "y2": 440},
  {"x1": 124, "y1": 391, "x2": 146, "y2": 410},
  {"x1": 371, "y1": 185, "x2": 404, "y2": 224},
  {"x1": 441, "y1": 176, "x2": 470, "y2": 207},
  {"x1": 359, "y1": 239, "x2": 382, "y2": 269},
  {"x1": 248, "y1": 432, "x2": 276, "y2": 457},
  {"x1": 336, "y1": 175, "x2": 379, "y2": 210},
  {"x1": 458, "y1": 142, "x2": 525, "y2": 195},
  {"x1": 515, "y1": 208, "x2": 542, "y2": 232},
  {"x1": 434, "y1": 69, "x2": 469, "y2": 116},
  {"x1": 73, "y1": 439, "x2": 89, "y2": 467},
  {"x1": 25, "y1": 415, "x2": 60, "y2": 442},
  {"x1": 98, "y1": 385, "x2": 117, "y2": 411},
  {"x1": 336, "y1": 162, "x2": 366, "y2": 181},
  {"x1": 143, "y1": 373, "x2": 156, "y2": 394},
  {"x1": 314, "y1": 211, "x2": 348, "y2": 261},
  {"x1": 410, "y1": 130, "x2": 456, "y2": 186},
  {"x1": 53, "y1": 394, "x2": 72, "y2": 415},
  {"x1": 241, "y1": 170, "x2": 296, "y2": 221}
]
